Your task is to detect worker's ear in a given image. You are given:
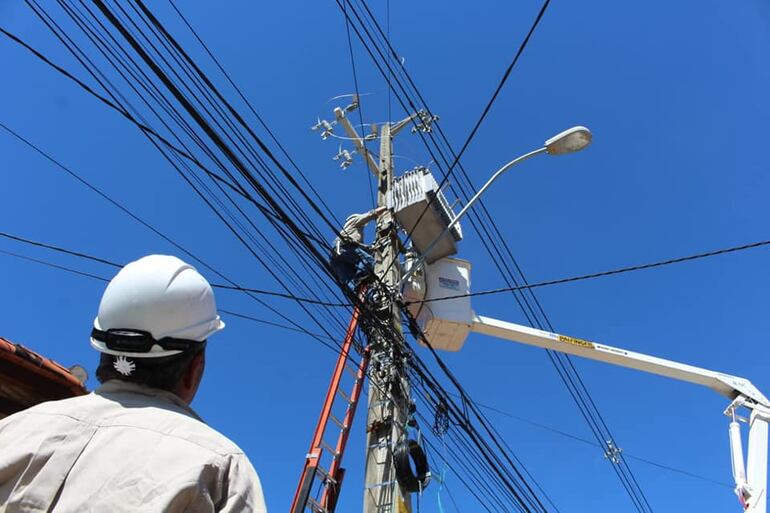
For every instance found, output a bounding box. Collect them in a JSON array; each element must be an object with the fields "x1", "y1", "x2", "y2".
[{"x1": 174, "y1": 349, "x2": 206, "y2": 404}]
